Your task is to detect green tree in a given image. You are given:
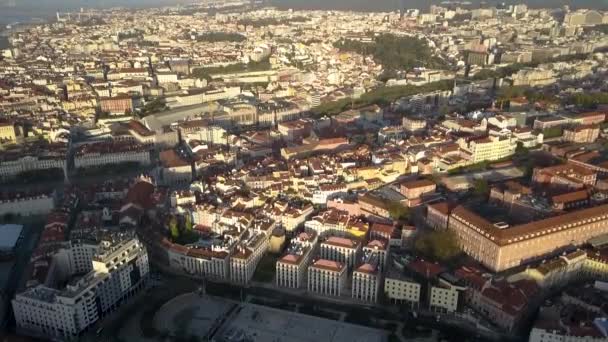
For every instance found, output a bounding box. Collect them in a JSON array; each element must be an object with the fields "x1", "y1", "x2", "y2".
[
  {"x1": 193, "y1": 32, "x2": 246, "y2": 43},
  {"x1": 514, "y1": 142, "x2": 529, "y2": 158},
  {"x1": 333, "y1": 34, "x2": 446, "y2": 73},
  {"x1": 414, "y1": 230, "x2": 461, "y2": 261},
  {"x1": 388, "y1": 201, "x2": 409, "y2": 221},
  {"x1": 169, "y1": 216, "x2": 180, "y2": 241},
  {"x1": 542, "y1": 126, "x2": 563, "y2": 139},
  {"x1": 473, "y1": 179, "x2": 489, "y2": 198},
  {"x1": 184, "y1": 214, "x2": 193, "y2": 231}
]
